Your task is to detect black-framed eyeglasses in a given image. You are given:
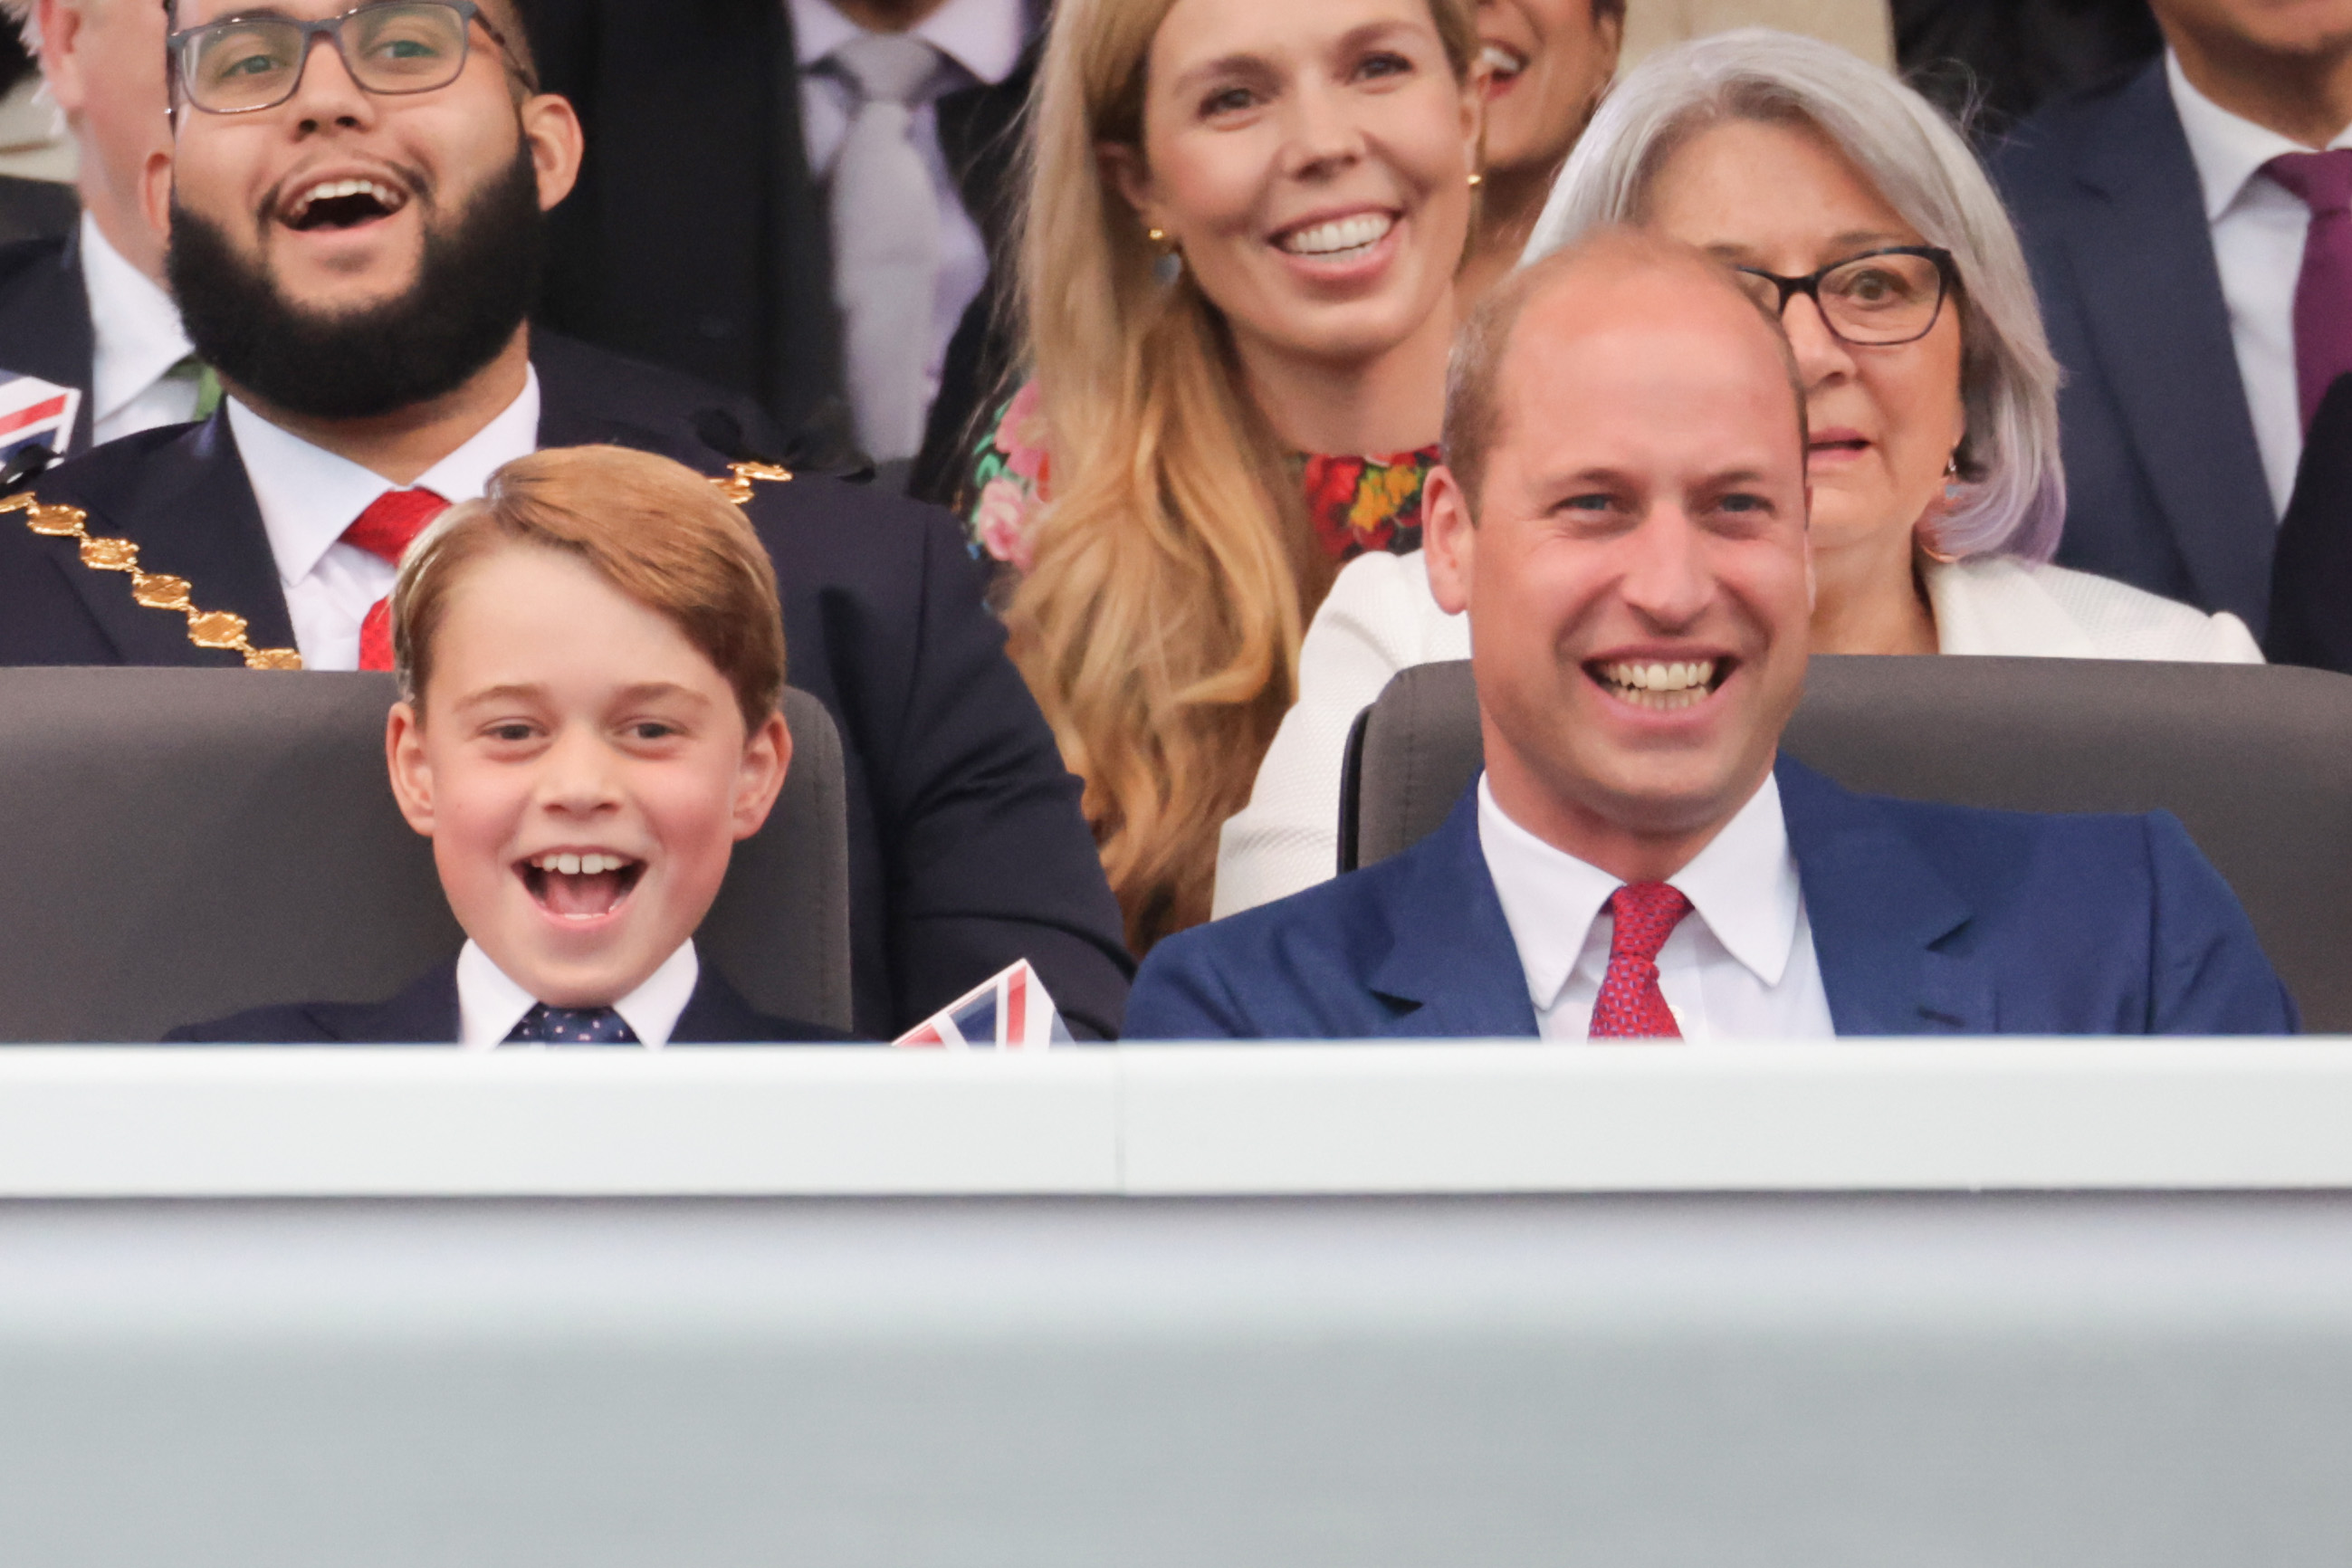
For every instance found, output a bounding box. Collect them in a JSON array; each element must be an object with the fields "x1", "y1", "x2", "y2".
[
  {"x1": 1733, "y1": 246, "x2": 1957, "y2": 347},
  {"x1": 168, "y1": 1, "x2": 535, "y2": 116}
]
